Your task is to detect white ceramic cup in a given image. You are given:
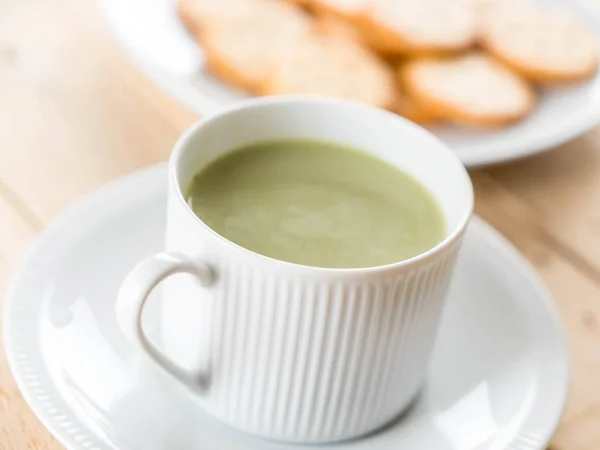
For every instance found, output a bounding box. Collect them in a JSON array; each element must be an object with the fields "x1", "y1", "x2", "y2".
[{"x1": 116, "y1": 96, "x2": 473, "y2": 444}]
